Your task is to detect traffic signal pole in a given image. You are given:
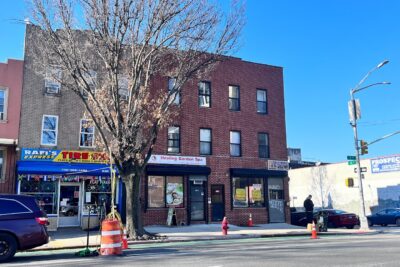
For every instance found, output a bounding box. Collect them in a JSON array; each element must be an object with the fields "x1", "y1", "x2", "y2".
[{"x1": 350, "y1": 97, "x2": 369, "y2": 231}]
